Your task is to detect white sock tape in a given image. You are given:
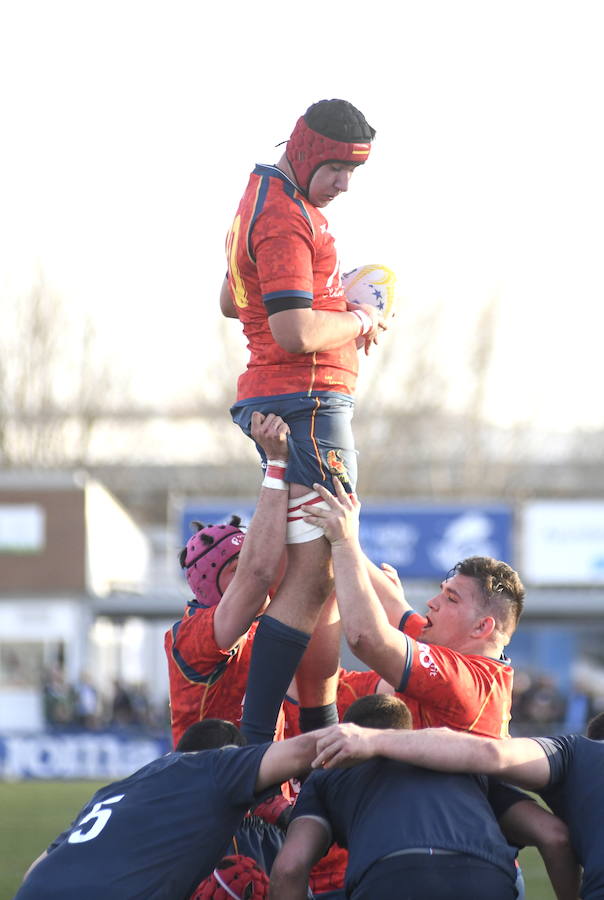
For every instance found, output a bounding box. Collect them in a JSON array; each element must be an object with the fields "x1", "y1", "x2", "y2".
[{"x1": 286, "y1": 491, "x2": 330, "y2": 544}]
